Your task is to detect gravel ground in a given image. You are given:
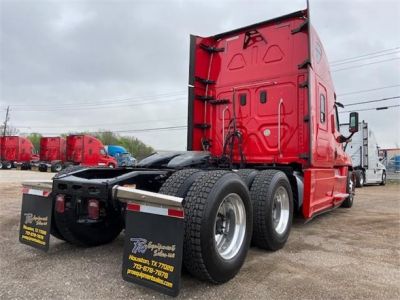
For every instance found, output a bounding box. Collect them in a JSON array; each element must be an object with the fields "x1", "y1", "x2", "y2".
[{"x1": 0, "y1": 170, "x2": 399, "y2": 299}]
